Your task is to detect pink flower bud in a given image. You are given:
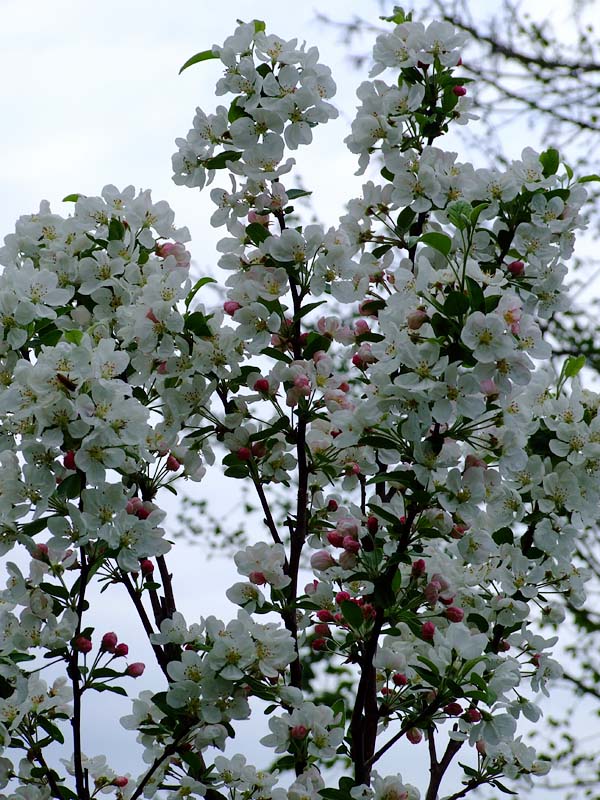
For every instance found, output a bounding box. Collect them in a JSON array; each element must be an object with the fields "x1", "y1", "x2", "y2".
[
  {"x1": 311, "y1": 637, "x2": 327, "y2": 651},
  {"x1": 310, "y1": 550, "x2": 336, "y2": 571},
  {"x1": 223, "y1": 301, "x2": 241, "y2": 316},
  {"x1": 424, "y1": 580, "x2": 441, "y2": 605},
  {"x1": 114, "y1": 643, "x2": 129, "y2": 657},
  {"x1": 407, "y1": 309, "x2": 428, "y2": 330},
  {"x1": 157, "y1": 242, "x2": 190, "y2": 268},
  {"x1": 140, "y1": 559, "x2": 154, "y2": 577},
  {"x1": 165, "y1": 455, "x2": 181, "y2": 471},
  {"x1": 32, "y1": 543, "x2": 49, "y2": 562},
  {"x1": 452, "y1": 86, "x2": 467, "y2": 96},
  {"x1": 327, "y1": 531, "x2": 345, "y2": 548},
  {"x1": 316, "y1": 608, "x2": 333, "y2": 622},
  {"x1": 126, "y1": 662, "x2": 145, "y2": 678},
  {"x1": 507, "y1": 260, "x2": 525, "y2": 277},
  {"x1": 253, "y1": 378, "x2": 270, "y2": 394},
  {"x1": 113, "y1": 777, "x2": 129, "y2": 788},
  {"x1": 465, "y1": 454, "x2": 486, "y2": 470},
  {"x1": 480, "y1": 378, "x2": 499, "y2": 398},
  {"x1": 421, "y1": 621, "x2": 436, "y2": 641},
  {"x1": 314, "y1": 623, "x2": 331, "y2": 636},
  {"x1": 339, "y1": 550, "x2": 357, "y2": 570},
  {"x1": 476, "y1": 739, "x2": 486, "y2": 755},
  {"x1": 249, "y1": 571, "x2": 267, "y2": 585},
  {"x1": 464, "y1": 708, "x2": 482, "y2": 723},
  {"x1": 445, "y1": 606, "x2": 464, "y2": 623},
  {"x1": 366, "y1": 516, "x2": 378, "y2": 534},
  {"x1": 305, "y1": 580, "x2": 319, "y2": 595},
  {"x1": 63, "y1": 450, "x2": 77, "y2": 471},
  {"x1": 412, "y1": 559, "x2": 426, "y2": 577},
  {"x1": 343, "y1": 536, "x2": 361, "y2": 554},
  {"x1": 498, "y1": 639, "x2": 511, "y2": 652},
  {"x1": 101, "y1": 632, "x2": 118, "y2": 652},
  {"x1": 406, "y1": 727, "x2": 423, "y2": 744},
  {"x1": 135, "y1": 503, "x2": 152, "y2": 520},
  {"x1": 327, "y1": 499, "x2": 338, "y2": 512},
  {"x1": 73, "y1": 635, "x2": 93, "y2": 654},
  {"x1": 290, "y1": 724, "x2": 309, "y2": 739},
  {"x1": 392, "y1": 672, "x2": 408, "y2": 686},
  {"x1": 362, "y1": 603, "x2": 376, "y2": 620},
  {"x1": 248, "y1": 210, "x2": 270, "y2": 226},
  {"x1": 451, "y1": 524, "x2": 468, "y2": 539},
  {"x1": 335, "y1": 591, "x2": 350, "y2": 604},
  {"x1": 251, "y1": 442, "x2": 266, "y2": 458},
  {"x1": 126, "y1": 497, "x2": 143, "y2": 515},
  {"x1": 444, "y1": 702, "x2": 463, "y2": 716},
  {"x1": 237, "y1": 447, "x2": 252, "y2": 461}
]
